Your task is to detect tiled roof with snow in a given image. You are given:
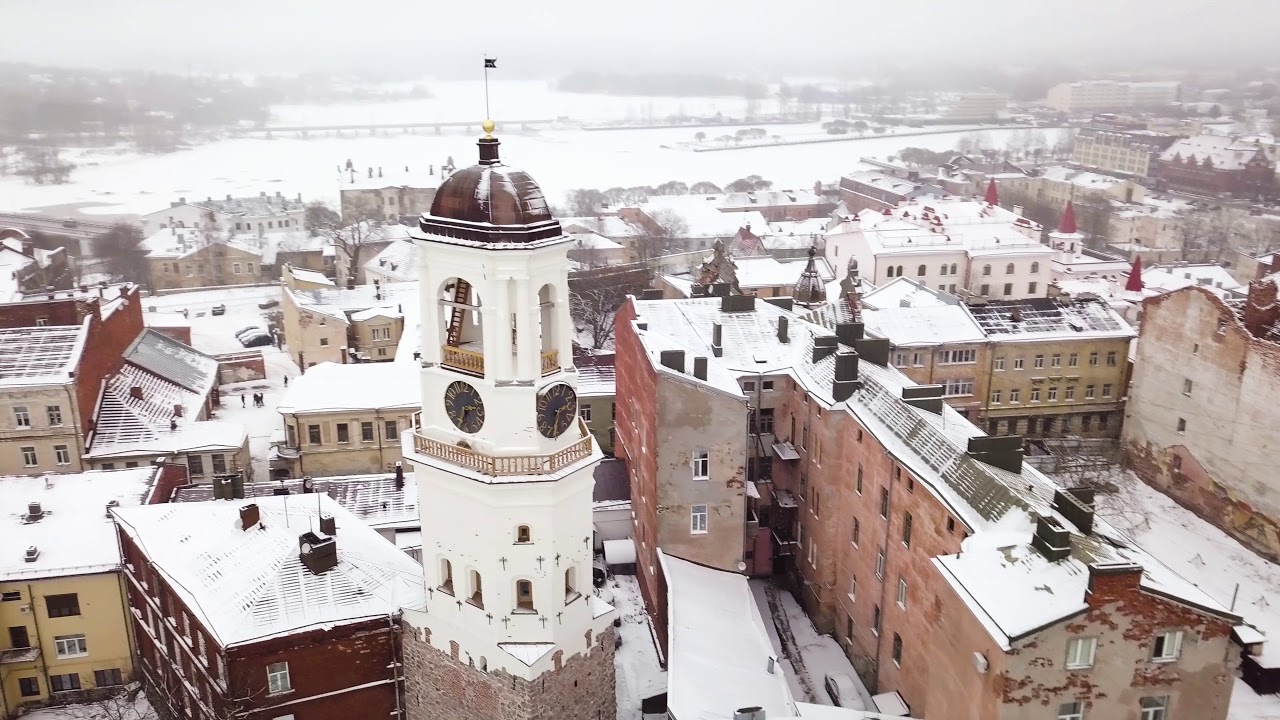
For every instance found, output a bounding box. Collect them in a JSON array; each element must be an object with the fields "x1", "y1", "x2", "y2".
[
  {"x1": 276, "y1": 361, "x2": 419, "y2": 415},
  {"x1": 559, "y1": 216, "x2": 646, "y2": 238},
  {"x1": 288, "y1": 267, "x2": 336, "y2": 287},
  {"x1": 861, "y1": 305, "x2": 985, "y2": 347},
  {"x1": 141, "y1": 194, "x2": 303, "y2": 220},
  {"x1": 112, "y1": 495, "x2": 425, "y2": 646},
  {"x1": 967, "y1": 297, "x2": 1135, "y2": 341},
  {"x1": 841, "y1": 170, "x2": 931, "y2": 196},
  {"x1": 1159, "y1": 134, "x2": 1272, "y2": 170},
  {"x1": 577, "y1": 354, "x2": 616, "y2": 397},
  {"x1": 172, "y1": 472, "x2": 418, "y2": 531},
  {"x1": 733, "y1": 255, "x2": 834, "y2": 290},
  {"x1": 0, "y1": 323, "x2": 88, "y2": 387},
  {"x1": 289, "y1": 281, "x2": 419, "y2": 315},
  {"x1": 860, "y1": 277, "x2": 955, "y2": 310},
  {"x1": 124, "y1": 329, "x2": 218, "y2": 397},
  {"x1": 828, "y1": 198, "x2": 1046, "y2": 256},
  {"x1": 1141, "y1": 263, "x2": 1243, "y2": 298},
  {"x1": 1, "y1": 467, "x2": 157, "y2": 581},
  {"x1": 568, "y1": 231, "x2": 624, "y2": 251},
  {"x1": 363, "y1": 239, "x2": 419, "y2": 282},
  {"x1": 88, "y1": 365, "x2": 245, "y2": 459},
  {"x1": 716, "y1": 189, "x2": 825, "y2": 209}
]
